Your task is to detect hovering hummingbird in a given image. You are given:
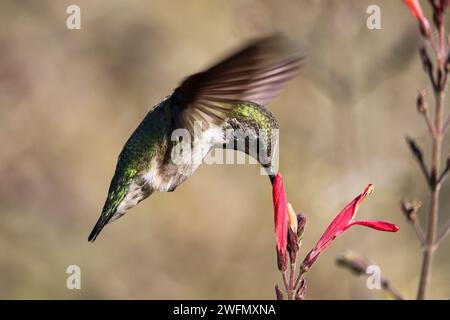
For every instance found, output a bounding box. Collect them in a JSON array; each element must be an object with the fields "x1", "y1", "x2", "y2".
[{"x1": 88, "y1": 34, "x2": 304, "y2": 242}]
